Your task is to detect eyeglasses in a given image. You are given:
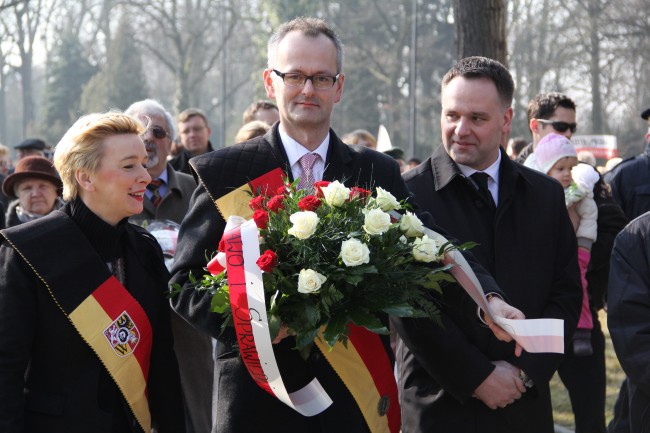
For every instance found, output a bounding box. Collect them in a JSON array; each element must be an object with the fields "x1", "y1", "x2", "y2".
[
  {"x1": 272, "y1": 69, "x2": 339, "y2": 89},
  {"x1": 148, "y1": 126, "x2": 169, "y2": 139},
  {"x1": 536, "y1": 119, "x2": 577, "y2": 133}
]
